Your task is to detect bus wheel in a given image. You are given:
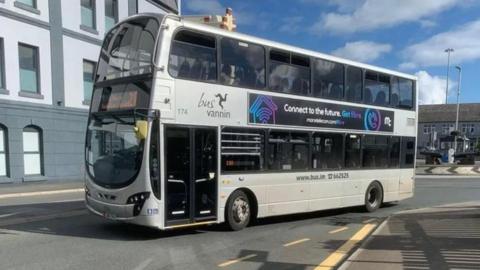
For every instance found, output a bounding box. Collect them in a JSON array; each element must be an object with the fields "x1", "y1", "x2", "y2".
[
  {"x1": 226, "y1": 190, "x2": 251, "y2": 231},
  {"x1": 364, "y1": 182, "x2": 383, "y2": 212}
]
